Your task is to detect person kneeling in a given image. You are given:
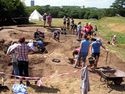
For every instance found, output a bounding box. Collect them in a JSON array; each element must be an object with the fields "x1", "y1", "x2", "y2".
[{"x1": 53, "y1": 30, "x2": 60, "y2": 42}]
